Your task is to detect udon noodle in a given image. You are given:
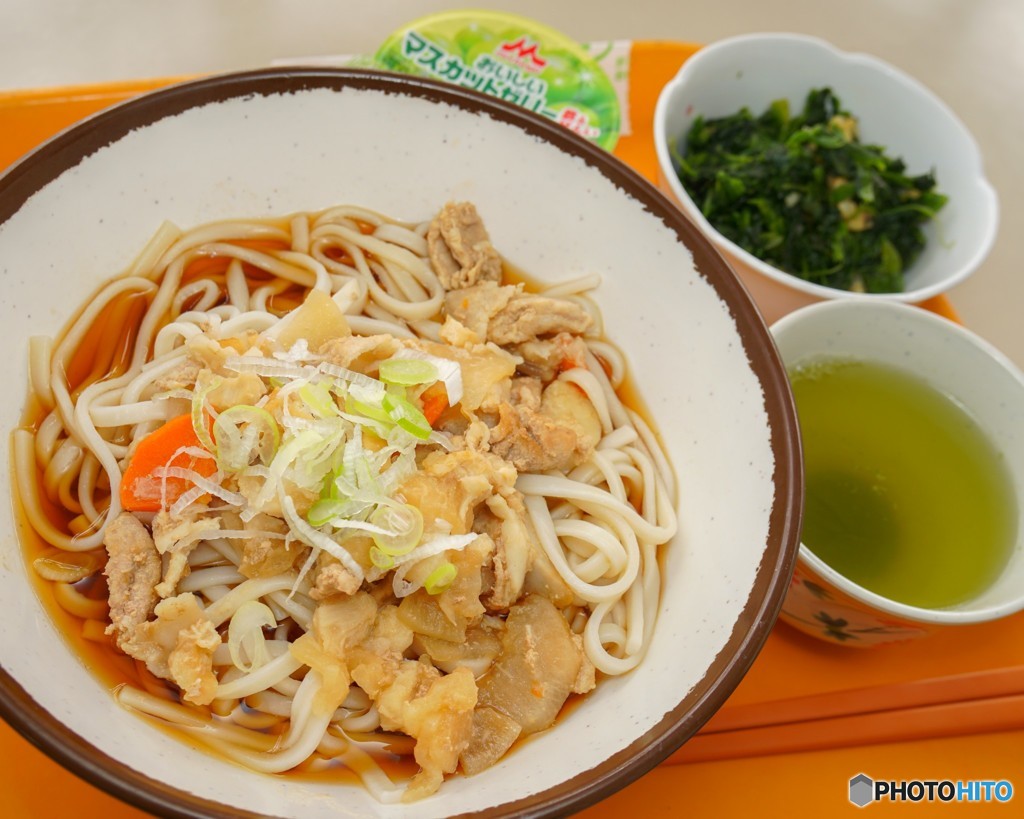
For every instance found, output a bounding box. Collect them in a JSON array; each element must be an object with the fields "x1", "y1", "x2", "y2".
[{"x1": 14, "y1": 202, "x2": 677, "y2": 801}]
